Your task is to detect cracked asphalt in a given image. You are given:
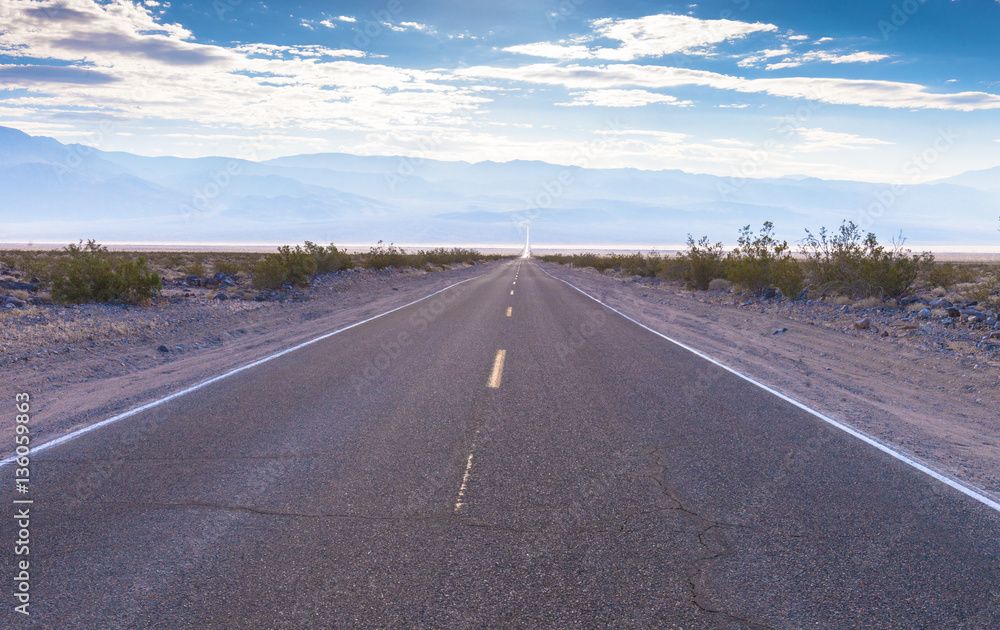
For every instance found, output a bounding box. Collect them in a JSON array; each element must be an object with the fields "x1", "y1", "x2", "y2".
[{"x1": 3, "y1": 259, "x2": 1000, "y2": 628}]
